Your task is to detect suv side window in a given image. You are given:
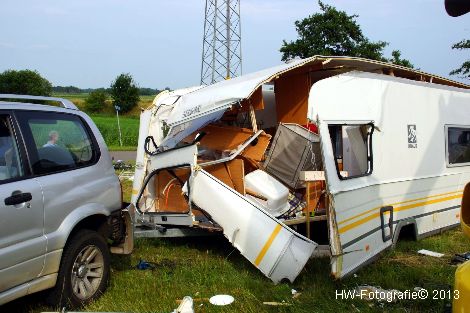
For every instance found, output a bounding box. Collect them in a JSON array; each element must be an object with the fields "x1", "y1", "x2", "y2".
[
  {"x1": 17, "y1": 111, "x2": 100, "y2": 175},
  {"x1": 0, "y1": 115, "x2": 24, "y2": 182}
]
